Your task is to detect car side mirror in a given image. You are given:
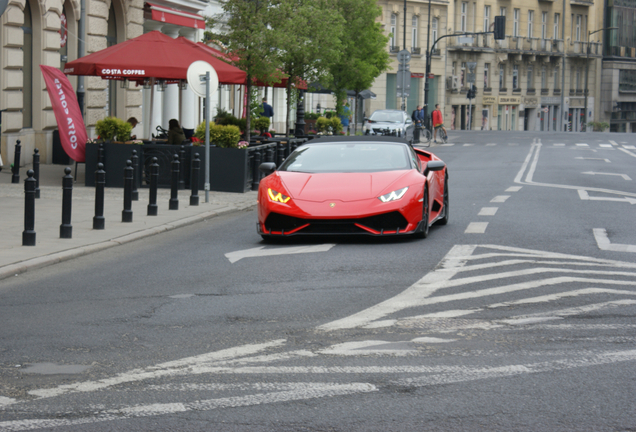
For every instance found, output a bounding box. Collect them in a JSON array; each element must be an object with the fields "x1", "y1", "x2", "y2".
[
  {"x1": 259, "y1": 162, "x2": 277, "y2": 176},
  {"x1": 423, "y1": 160, "x2": 445, "y2": 176},
  {"x1": 406, "y1": 118, "x2": 412, "y2": 124}
]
